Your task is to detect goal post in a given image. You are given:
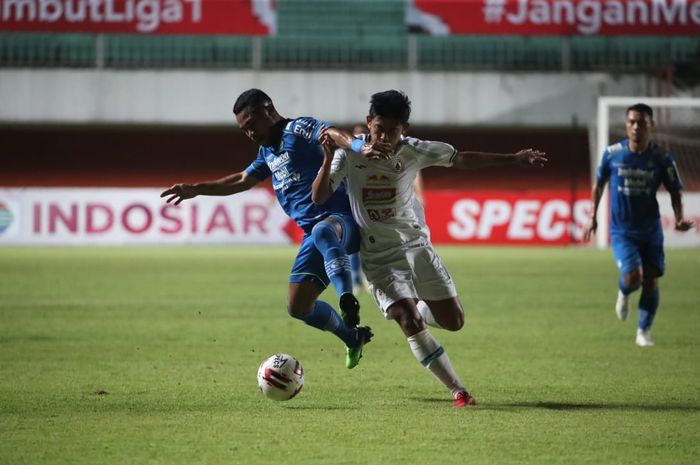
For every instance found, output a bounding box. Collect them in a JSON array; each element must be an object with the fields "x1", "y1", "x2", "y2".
[{"x1": 594, "y1": 96, "x2": 700, "y2": 249}]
